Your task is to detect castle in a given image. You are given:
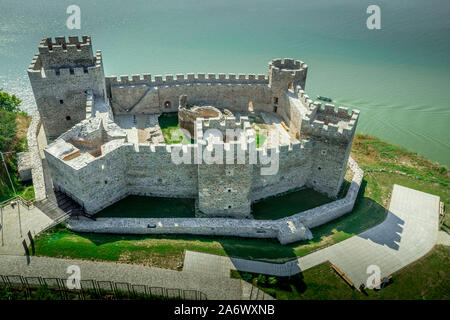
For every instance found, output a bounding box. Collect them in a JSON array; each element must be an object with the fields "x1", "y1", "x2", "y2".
[{"x1": 28, "y1": 36, "x2": 359, "y2": 220}]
